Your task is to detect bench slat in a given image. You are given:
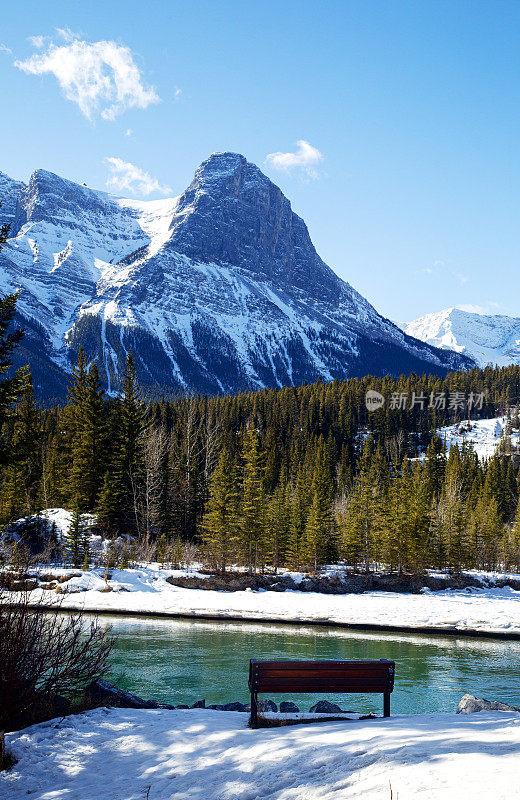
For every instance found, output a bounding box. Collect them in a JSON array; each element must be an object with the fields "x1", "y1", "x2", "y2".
[
  {"x1": 251, "y1": 676, "x2": 391, "y2": 686},
  {"x1": 251, "y1": 682, "x2": 390, "y2": 693},
  {"x1": 254, "y1": 668, "x2": 392, "y2": 679},
  {"x1": 253, "y1": 662, "x2": 392, "y2": 669}
]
